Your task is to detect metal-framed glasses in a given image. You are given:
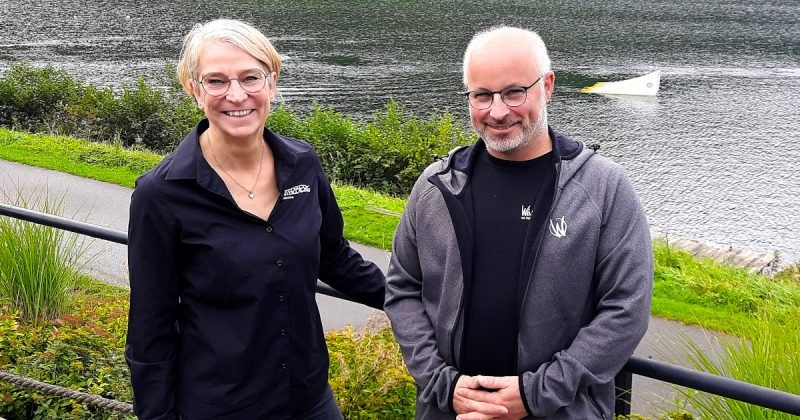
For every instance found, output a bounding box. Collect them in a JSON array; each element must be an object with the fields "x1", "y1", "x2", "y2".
[
  {"x1": 196, "y1": 68, "x2": 268, "y2": 96},
  {"x1": 463, "y1": 76, "x2": 543, "y2": 110}
]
